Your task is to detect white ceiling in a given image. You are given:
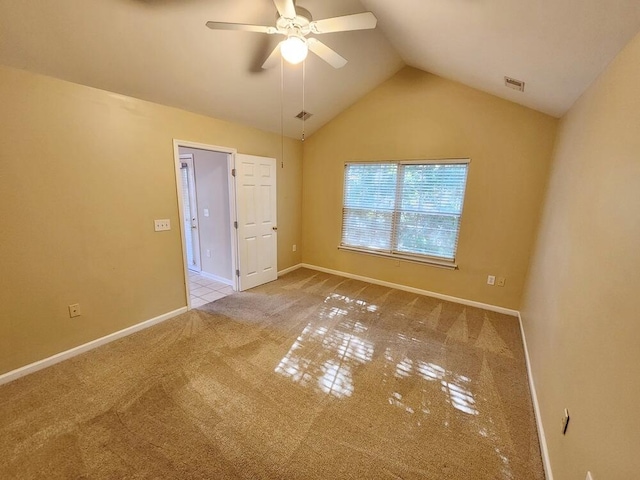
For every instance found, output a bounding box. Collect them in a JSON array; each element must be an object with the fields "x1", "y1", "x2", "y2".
[
  {"x1": 1, "y1": 0, "x2": 639, "y2": 138},
  {"x1": 362, "y1": 0, "x2": 640, "y2": 117},
  {"x1": 0, "y1": 0, "x2": 403, "y2": 138}
]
